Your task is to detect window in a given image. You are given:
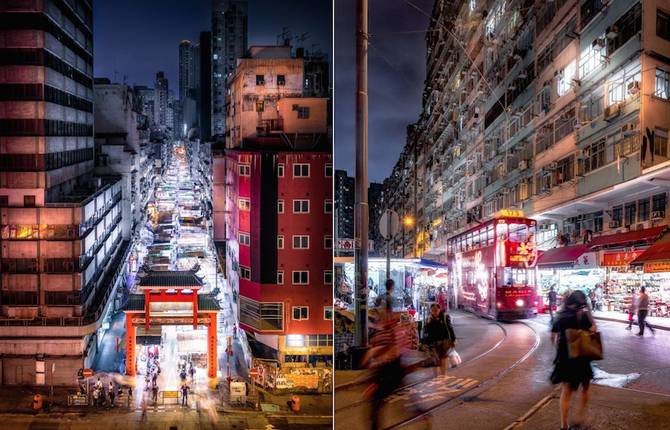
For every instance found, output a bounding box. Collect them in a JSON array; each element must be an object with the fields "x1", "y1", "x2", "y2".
[
  {"x1": 24, "y1": 195, "x2": 35, "y2": 207},
  {"x1": 277, "y1": 199, "x2": 284, "y2": 213},
  {"x1": 238, "y1": 198, "x2": 250, "y2": 211},
  {"x1": 292, "y1": 306, "x2": 309, "y2": 321},
  {"x1": 239, "y1": 232, "x2": 250, "y2": 246},
  {"x1": 277, "y1": 235, "x2": 284, "y2": 249},
  {"x1": 653, "y1": 193, "x2": 667, "y2": 215},
  {"x1": 0, "y1": 195, "x2": 8, "y2": 206},
  {"x1": 324, "y1": 235, "x2": 333, "y2": 249},
  {"x1": 238, "y1": 164, "x2": 251, "y2": 176},
  {"x1": 240, "y1": 266, "x2": 251, "y2": 280},
  {"x1": 659, "y1": 10, "x2": 670, "y2": 41},
  {"x1": 277, "y1": 163, "x2": 285, "y2": 177},
  {"x1": 656, "y1": 69, "x2": 670, "y2": 100},
  {"x1": 256, "y1": 75, "x2": 265, "y2": 85},
  {"x1": 277, "y1": 271, "x2": 284, "y2": 285},
  {"x1": 625, "y1": 202, "x2": 636, "y2": 226},
  {"x1": 297, "y1": 106, "x2": 310, "y2": 119},
  {"x1": 293, "y1": 163, "x2": 310, "y2": 177},
  {"x1": 292, "y1": 271, "x2": 309, "y2": 285},
  {"x1": 324, "y1": 199, "x2": 333, "y2": 214},
  {"x1": 324, "y1": 270, "x2": 333, "y2": 285},
  {"x1": 277, "y1": 74, "x2": 286, "y2": 86},
  {"x1": 325, "y1": 163, "x2": 333, "y2": 177},
  {"x1": 256, "y1": 100, "x2": 264, "y2": 112},
  {"x1": 292, "y1": 235, "x2": 309, "y2": 249},
  {"x1": 655, "y1": 128, "x2": 668, "y2": 158},
  {"x1": 324, "y1": 306, "x2": 333, "y2": 320},
  {"x1": 612, "y1": 205, "x2": 623, "y2": 224},
  {"x1": 607, "y1": 61, "x2": 641, "y2": 106},
  {"x1": 638, "y1": 198, "x2": 650, "y2": 222},
  {"x1": 580, "y1": 39, "x2": 605, "y2": 78},
  {"x1": 584, "y1": 138, "x2": 606, "y2": 173},
  {"x1": 260, "y1": 303, "x2": 284, "y2": 331},
  {"x1": 293, "y1": 199, "x2": 310, "y2": 213},
  {"x1": 554, "y1": 156, "x2": 574, "y2": 186},
  {"x1": 556, "y1": 61, "x2": 576, "y2": 97},
  {"x1": 606, "y1": 3, "x2": 642, "y2": 55}
]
